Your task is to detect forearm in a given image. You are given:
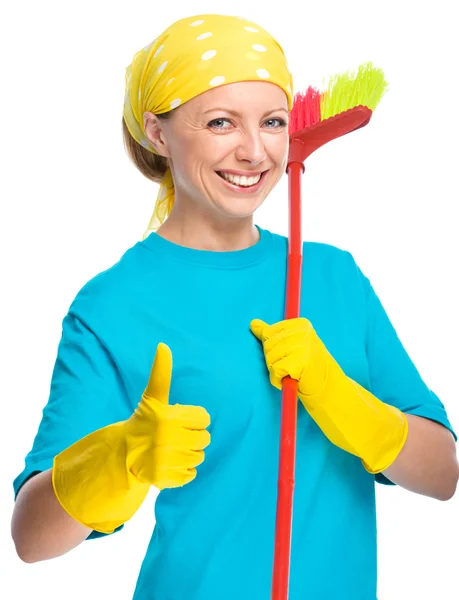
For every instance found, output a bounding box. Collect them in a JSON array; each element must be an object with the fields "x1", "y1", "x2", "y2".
[
  {"x1": 382, "y1": 413, "x2": 459, "y2": 501},
  {"x1": 348, "y1": 378, "x2": 459, "y2": 501},
  {"x1": 298, "y1": 365, "x2": 458, "y2": 500},
  {"x1": 11, "y1": 468, "x2": 93, "y2": 563},
  {"x1": 252, "y1": 316, "x2": 459, "y2": 501},
  {"x1": 334, "y1": 377, "x2": 459, "y2": 500}
]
